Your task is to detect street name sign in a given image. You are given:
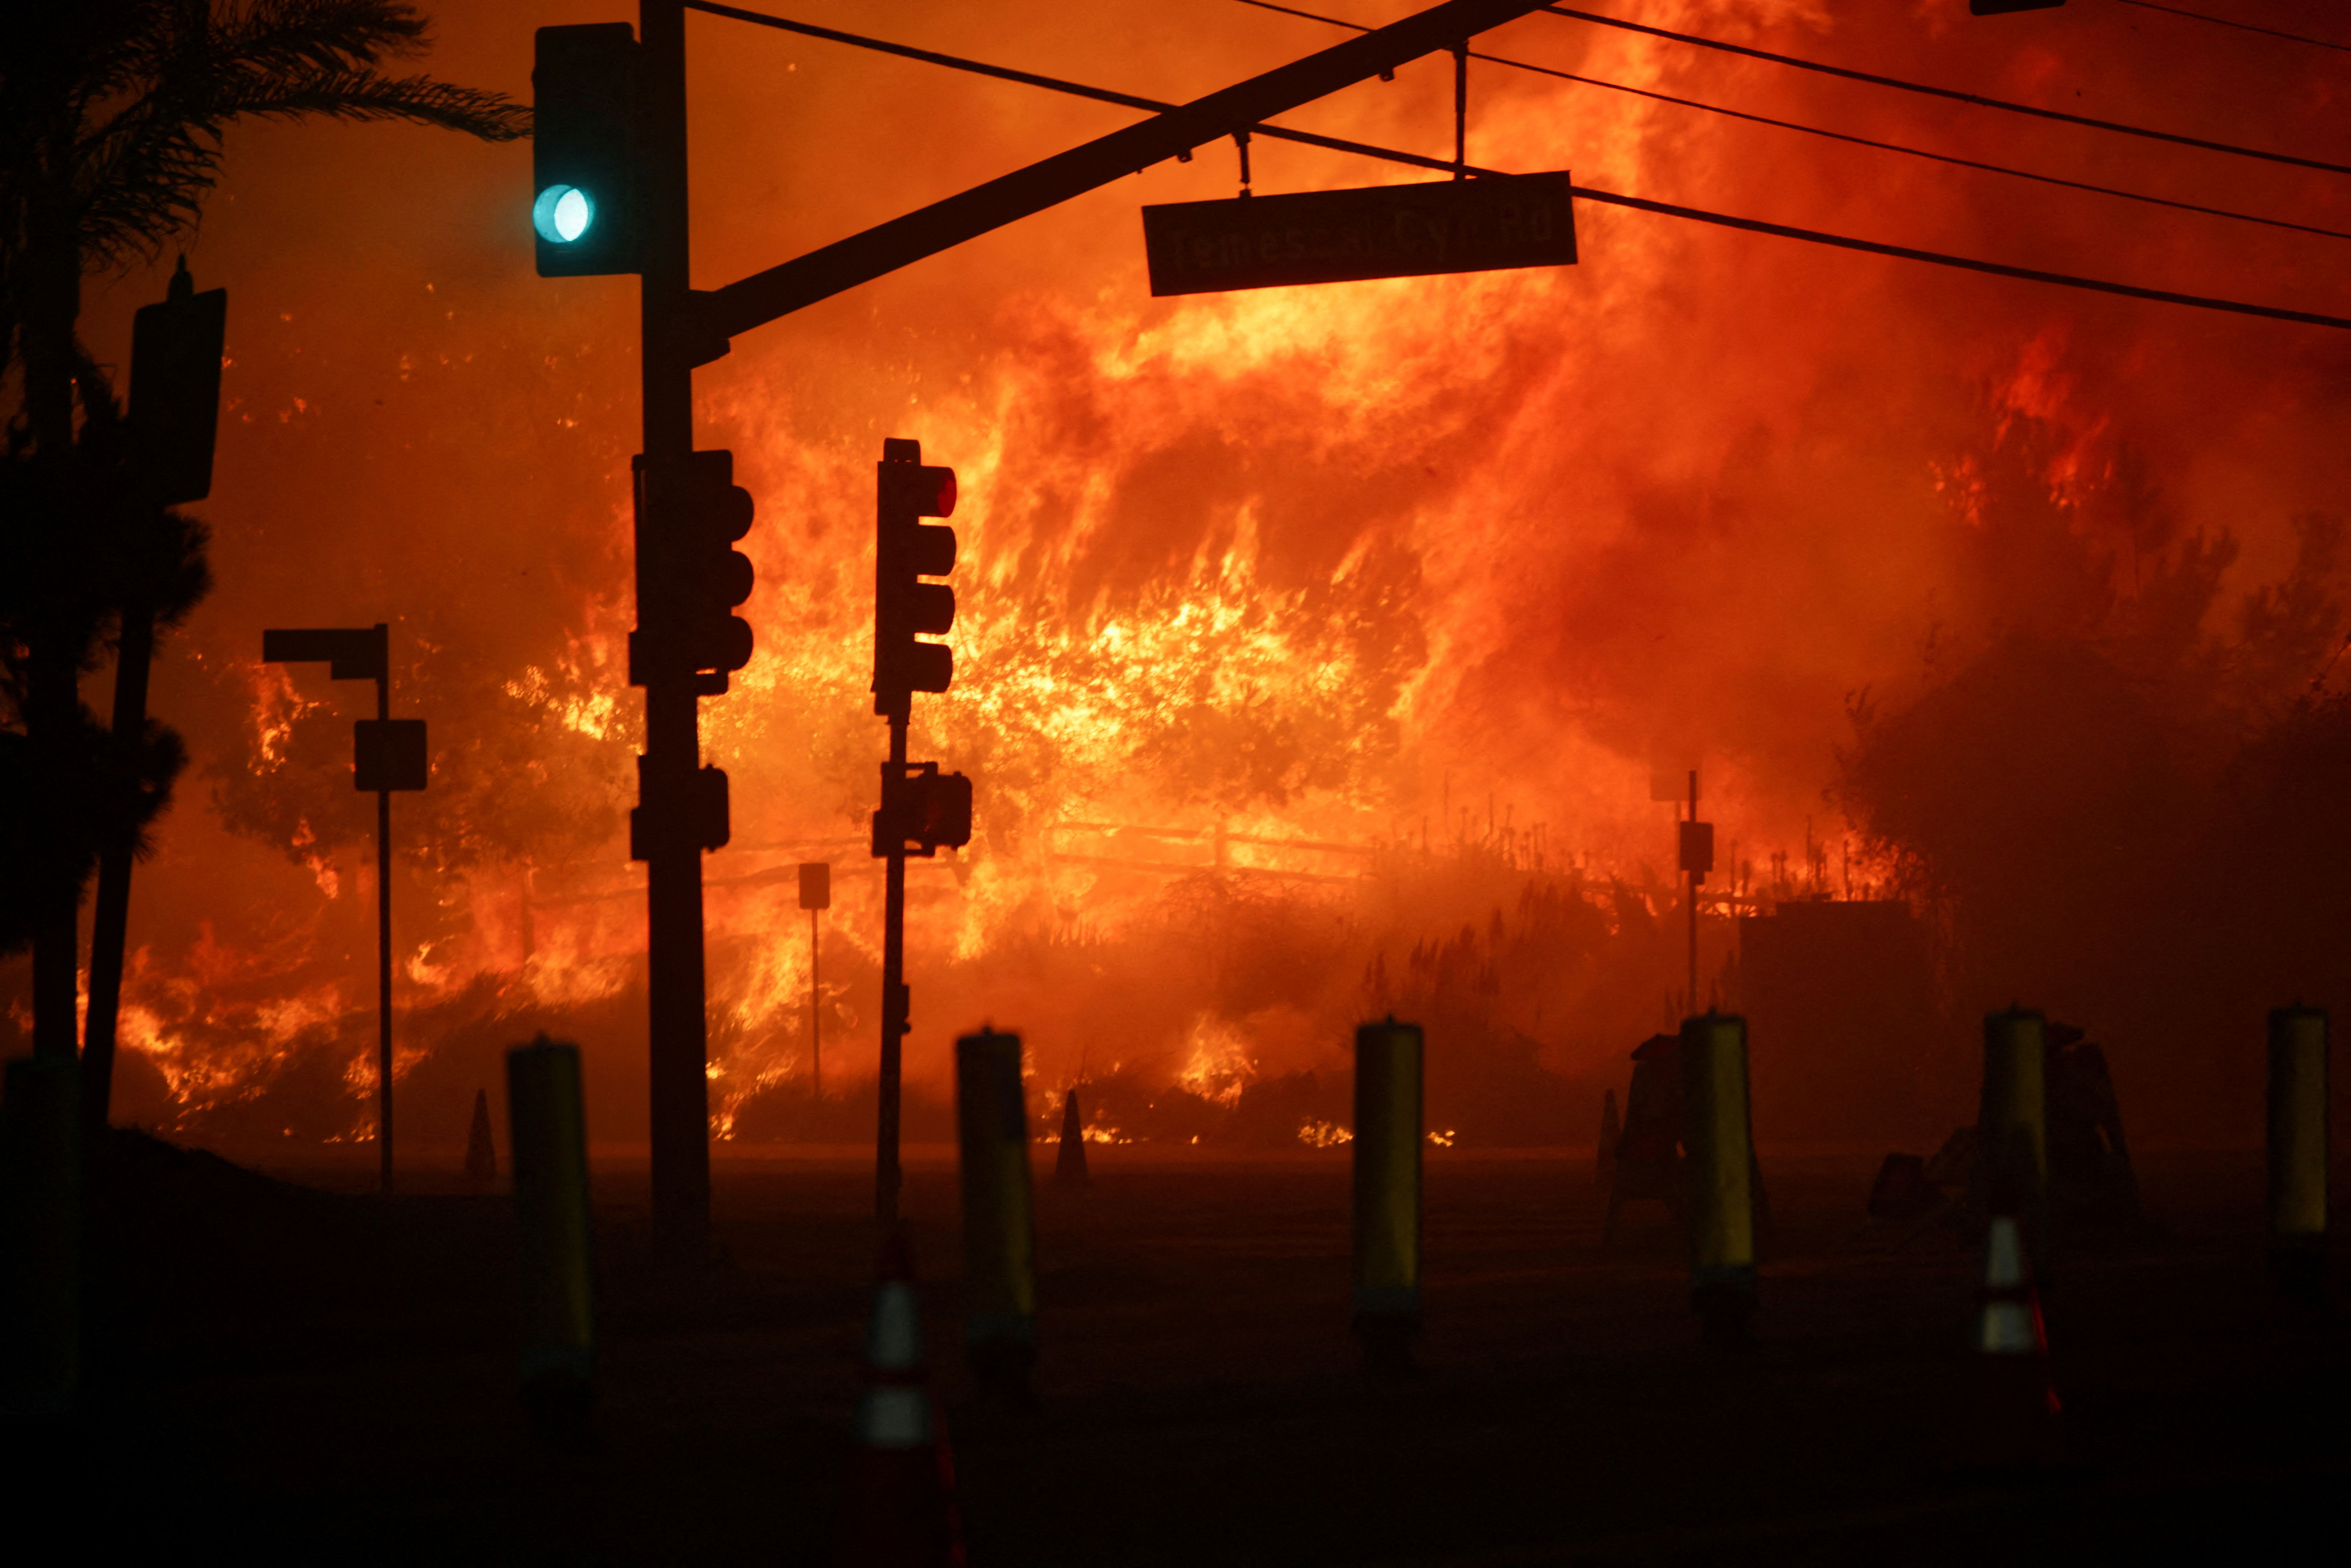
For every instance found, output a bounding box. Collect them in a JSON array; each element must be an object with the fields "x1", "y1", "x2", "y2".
[{"x1": 1141, "y1": 172, "x2": 1576, "y2": 295}]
